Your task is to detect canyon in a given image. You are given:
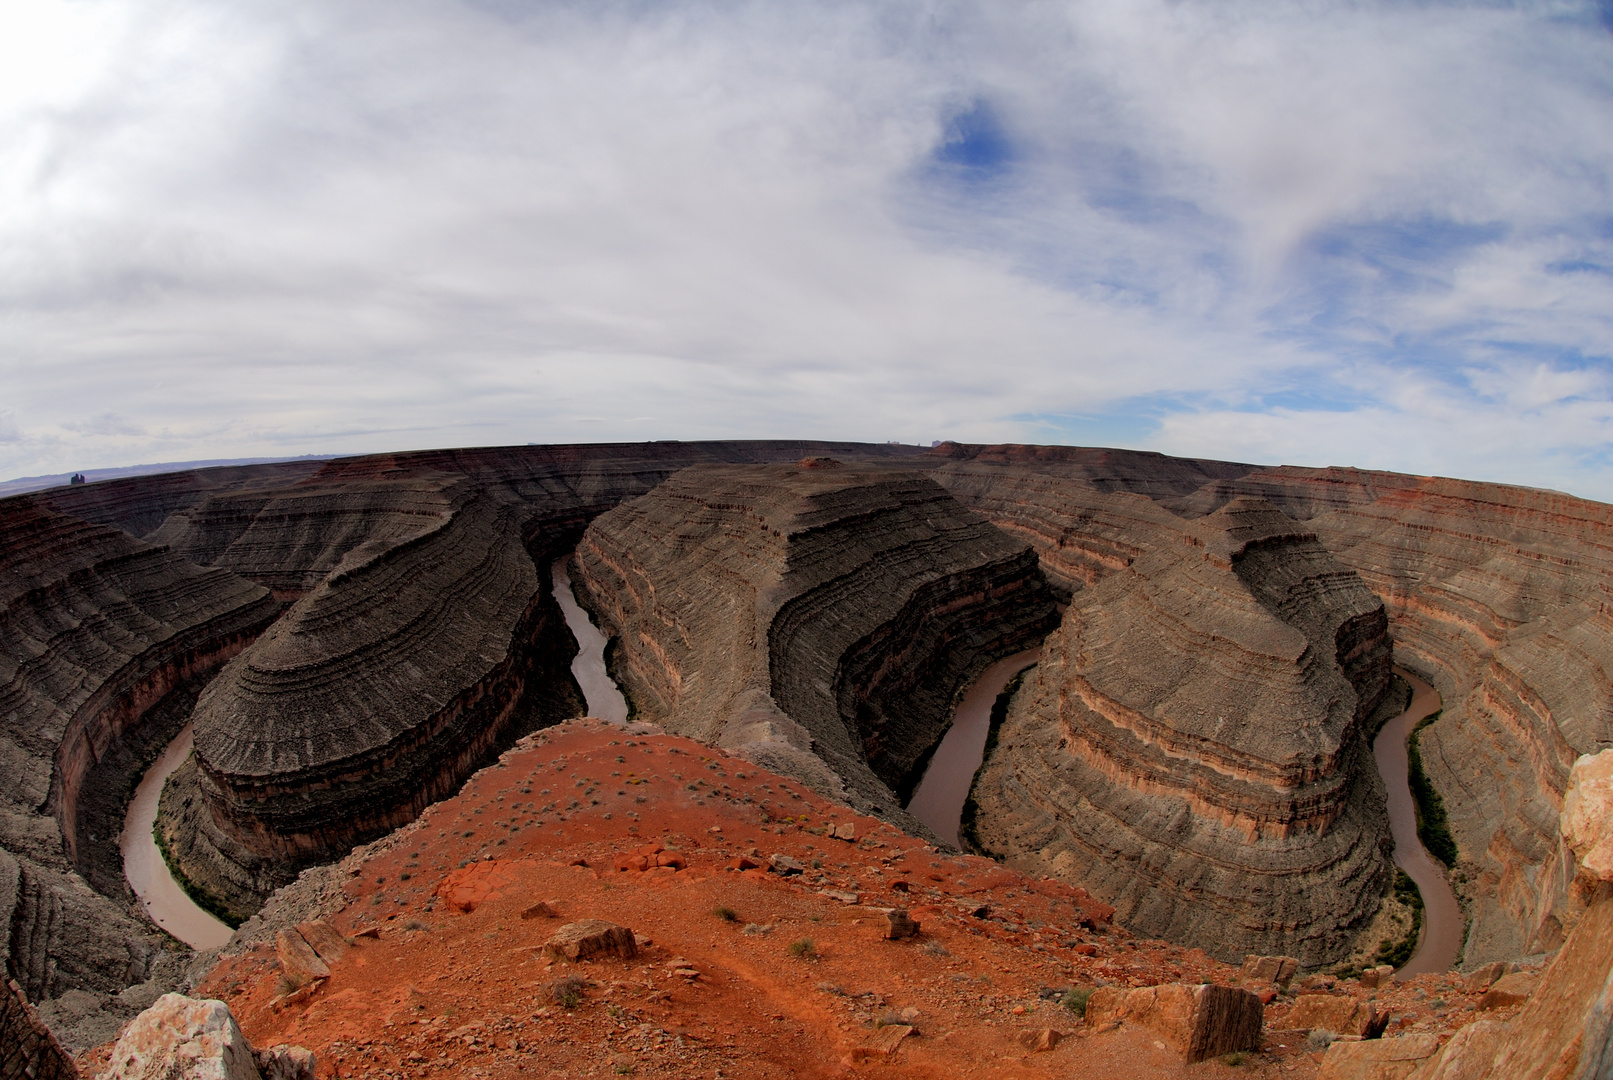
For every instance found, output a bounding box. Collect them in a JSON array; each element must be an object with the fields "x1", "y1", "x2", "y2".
[{"x1": 0, "y1": 439, "x2": 1608, "y2": 1073}]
